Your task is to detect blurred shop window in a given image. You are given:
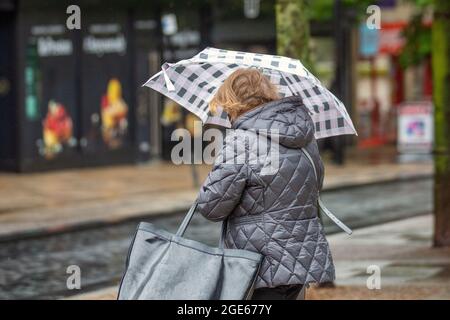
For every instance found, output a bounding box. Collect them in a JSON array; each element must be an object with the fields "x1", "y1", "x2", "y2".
[
  {"x1": 309, "y1": 37, "x2": 335, "y2": 88},
  {"x1": 246, "y1": 45, "x2": 269, "y2": 54},
  {"x1": 211, "y1": 0, "x2": 276, "y2": 52},
  {"x1": 160, "y1": 5, "x2": 202, "y2": 160},
  {"x1": 161, "y1": 98, "x2": 183, "y2": 160},
  {"x1": 185, "y1": 113, "x2": 201, "y2": 138},
  {"x1": 244, "y1": 0, "x2": 261, "y2": 19},
  {"x1": 161, "y1": 9, "x2": 201, "y2": 62},
  {"x1": 161, "y1": 14, "x2": 178, "y2": 36},
  {"x1": 161, "y1": 99, "x2": 182, "y2": 128}
]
